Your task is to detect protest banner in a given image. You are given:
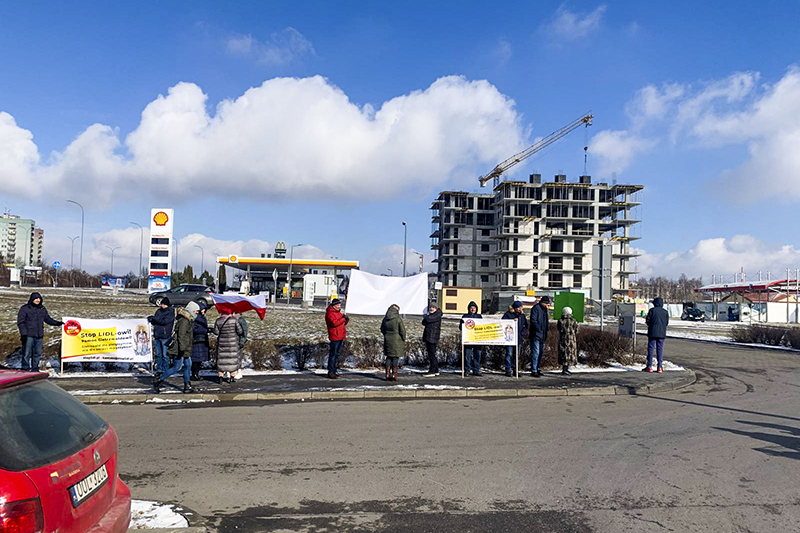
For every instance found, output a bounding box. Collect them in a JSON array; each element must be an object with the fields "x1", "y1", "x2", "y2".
[
  {"x1": 345, "y1": 271, "x2": 429, "y2": 316},
  {"x1": 60, "y1": 316, "x2": 152, "y2": 371},
  {"x1": 461, "y1": 318, "x2": 519, "y2": 378}
]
